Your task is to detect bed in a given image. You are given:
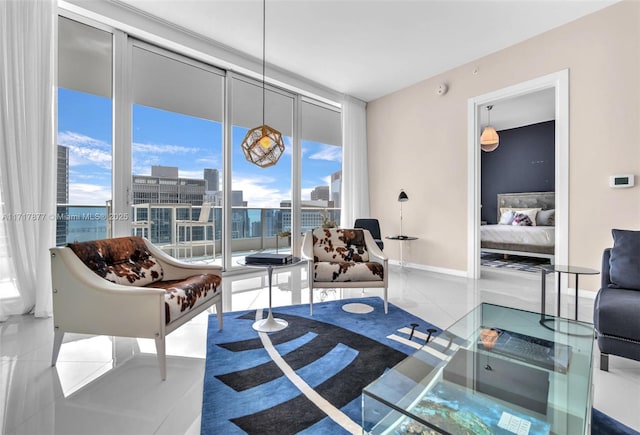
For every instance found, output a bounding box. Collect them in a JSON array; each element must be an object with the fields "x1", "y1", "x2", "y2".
[{"x1": 481, "y1": 192, "x2": 555, "y2": 264}]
